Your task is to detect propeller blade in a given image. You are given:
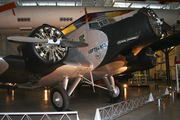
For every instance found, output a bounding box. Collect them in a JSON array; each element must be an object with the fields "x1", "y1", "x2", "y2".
[
  {"x1": 7, "y1": 36, "x2": 48, "y2": 43},
  {"x1": 146, "y1": 53, "x2": 160, "y2": 58},
  {"x1": 156, "y1": 61, "x2": 166, "y2": 65},
  {"x1": 7, "y1": 36, "x2": 88, "y2": 47},
  {"x1": 61, "y1": 40, "x2": 88, "y2": 47}
]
